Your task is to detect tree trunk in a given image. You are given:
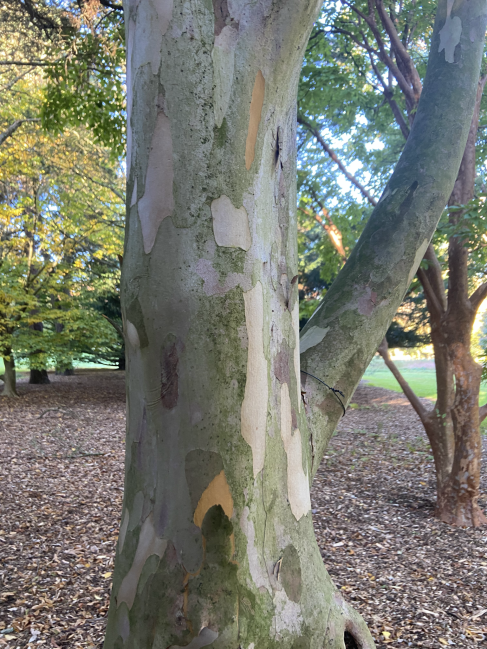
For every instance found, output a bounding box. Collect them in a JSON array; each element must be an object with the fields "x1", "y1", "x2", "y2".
[
  {"x1": 1, "y1": 351, "x2": 18, "y2": 397},
  {"x1": 434, "y1": 76, "x2": 487, "y2": 526},
  {"x1": 104, "y1": 0, "x2": 487, "y2": 647},
  {"x1": 29, "y1": 322, "x2": 50, "y2": 384},
  {"x1": 29, "y1": 368, "x2": 51, "y2": 384}
]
